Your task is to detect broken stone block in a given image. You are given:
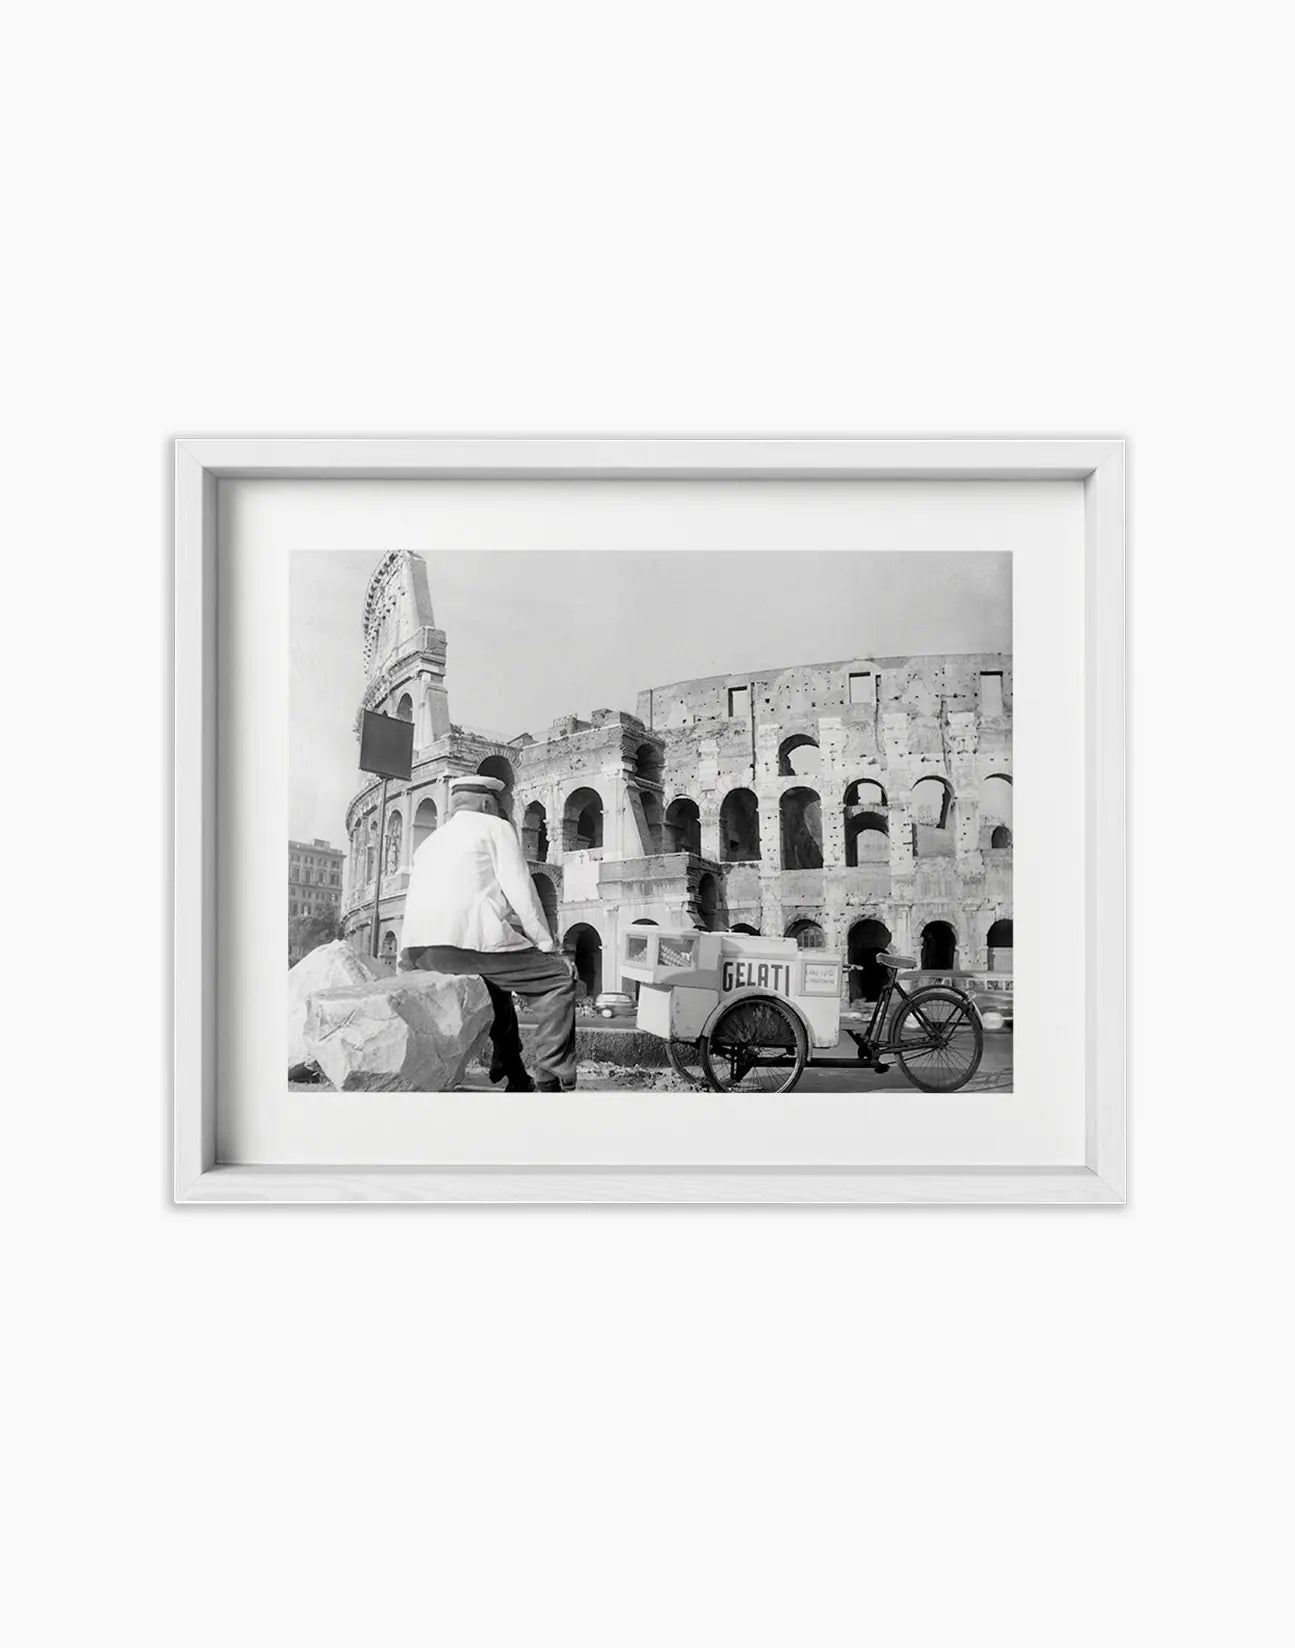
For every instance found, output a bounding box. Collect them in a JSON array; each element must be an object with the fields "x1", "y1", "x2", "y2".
[
  {"x1": 303, "y1": 972, "x2": 493, "y2": 1092},
  {"x1": 288, "y1": 940, "x2": 393, "y2": 1074}
]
